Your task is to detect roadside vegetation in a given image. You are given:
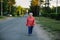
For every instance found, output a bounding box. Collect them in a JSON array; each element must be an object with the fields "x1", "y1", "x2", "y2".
[
  {"x1": 0, "y1": 16, "x2": 4, "y2": 19},
  {"x1": 35, "y1": 17, "x2": 60, "y2": 40}
]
